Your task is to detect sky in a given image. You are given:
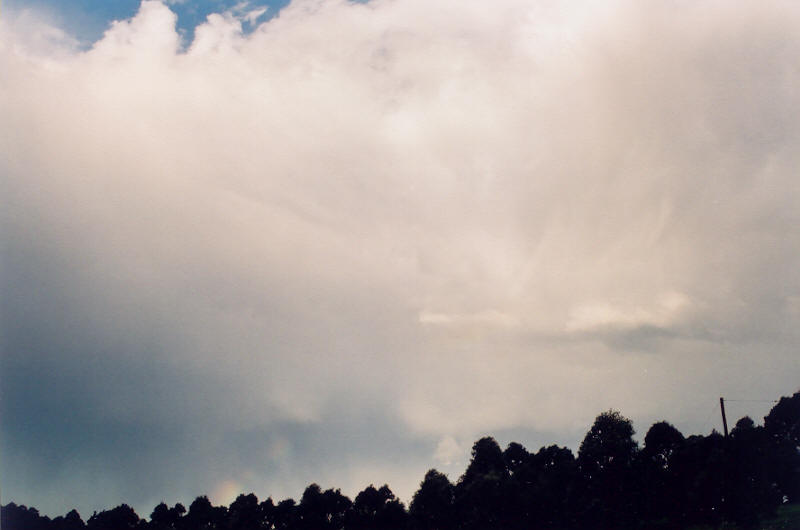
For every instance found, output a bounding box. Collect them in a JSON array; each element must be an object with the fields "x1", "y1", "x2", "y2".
[
  {"x1": 1, "y1": 0, "x2": 799, "y2": 520},
  {"x1": 1, "y1": 0, "x2": 290, "y2": 46}
]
